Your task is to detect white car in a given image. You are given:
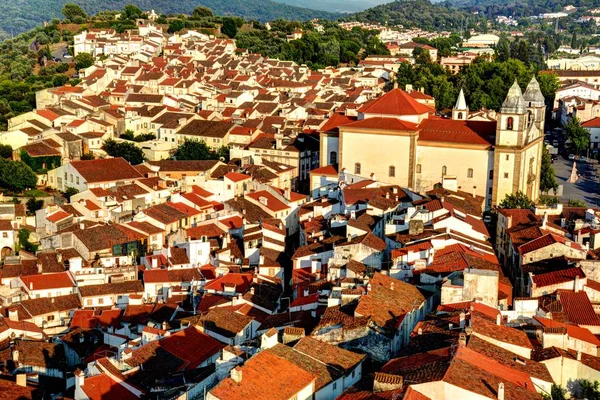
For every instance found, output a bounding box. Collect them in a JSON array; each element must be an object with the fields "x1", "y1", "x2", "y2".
[{"x1": 569, "y1": 154, "x2": 575, "y2": 160}]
